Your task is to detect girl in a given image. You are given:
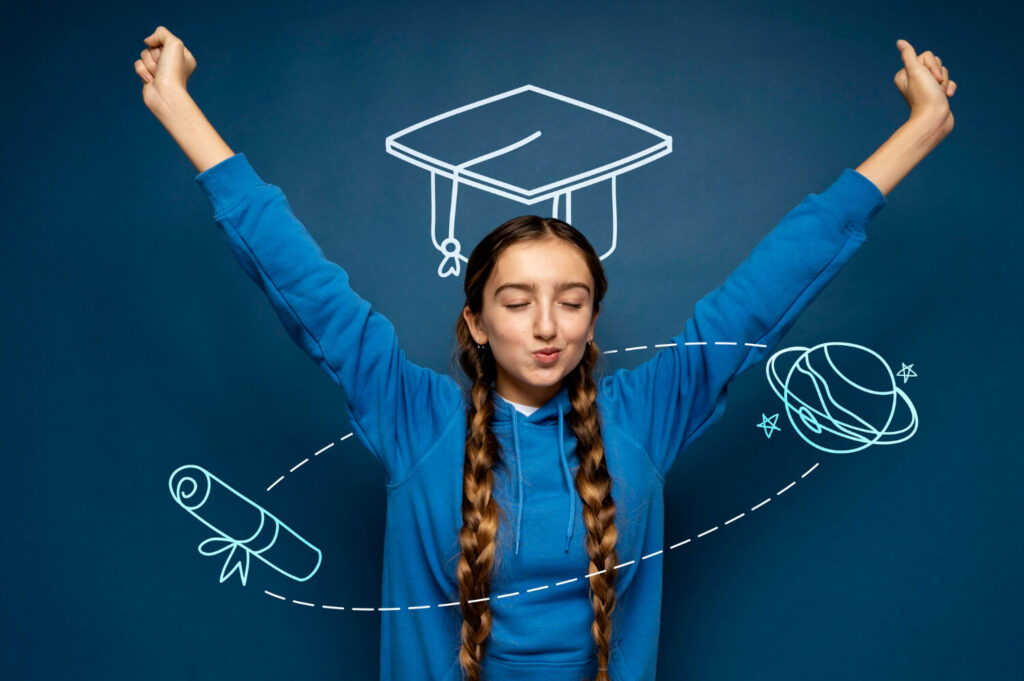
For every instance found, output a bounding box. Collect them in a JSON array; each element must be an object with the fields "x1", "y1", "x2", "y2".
[{"x1": 136, "y1": 27, "x2": 956, "y2": 681}]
